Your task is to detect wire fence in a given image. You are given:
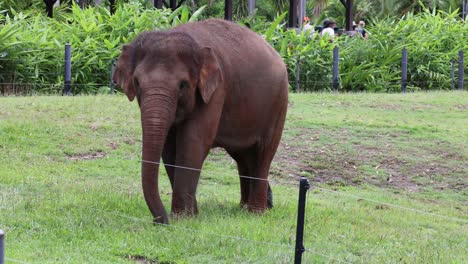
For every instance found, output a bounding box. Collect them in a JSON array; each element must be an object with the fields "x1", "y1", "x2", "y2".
[
  {"x1": 2, "y1": 152, "x2": 466, "y2": 224},
  {"x1": 2, "y1": 134, "x2": 467, "y2": 224},
  {"x1": 0, "y1": 197, "x2": 340, "y2": 263},
  {"x1": 1, "y1": 92, "x2": 467, "y2": 262},
  {"x1": 0, "y1": 46, "x2": 466, "y2": 95},
  {"x1": 4, "y1": 258, "x2": 29, "y2": 264}
]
